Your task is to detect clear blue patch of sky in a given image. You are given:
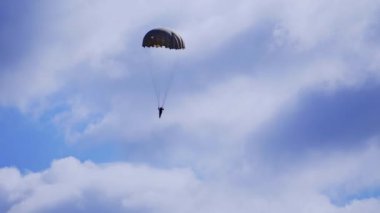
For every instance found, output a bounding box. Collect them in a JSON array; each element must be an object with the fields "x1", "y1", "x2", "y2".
[
  {"x1": 328, "y1": 185, "x2": 380, "y2": 207},
  {"x1": 0, "y1": 107, "x2": 66, "y2": 171},
  {"x1": 0, "y1": 107, "x2": 126, "y2": 172}
]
